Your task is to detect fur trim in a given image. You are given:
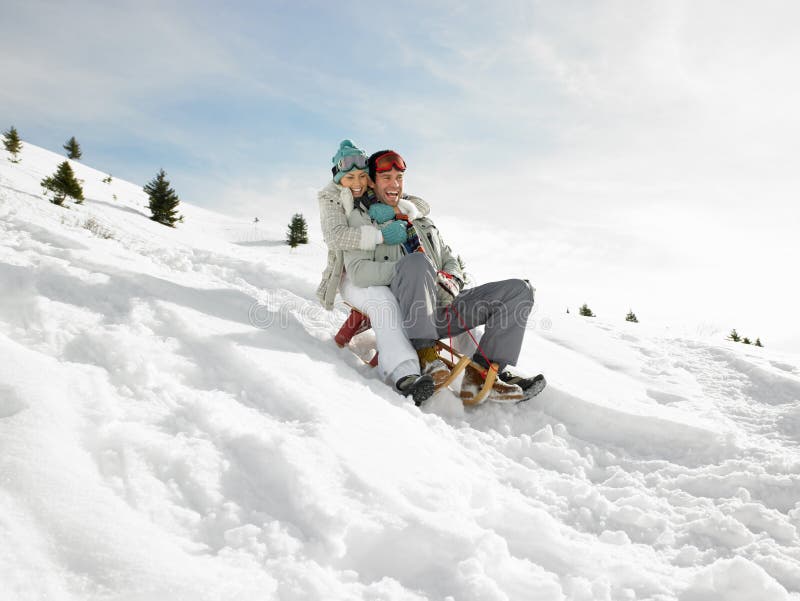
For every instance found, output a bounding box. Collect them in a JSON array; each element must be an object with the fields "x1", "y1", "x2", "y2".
[
  {"x1": 397, "y1": 198, "x2": 421, "y2": 221},
  {"x1": 339, "y1": 186, "x2": 354, "y2": 216}
]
